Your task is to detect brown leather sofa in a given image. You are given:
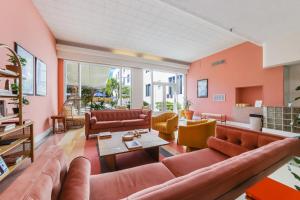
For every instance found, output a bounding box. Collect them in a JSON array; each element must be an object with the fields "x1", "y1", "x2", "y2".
[
  {"x1": 1, "y1": 125, "x2": 299, "y2": 200},
  {"x1": 85, "y1": 109, "x2": 151, "y2": 139}
]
